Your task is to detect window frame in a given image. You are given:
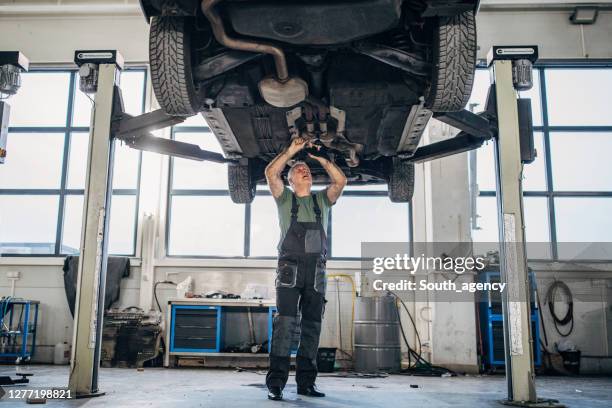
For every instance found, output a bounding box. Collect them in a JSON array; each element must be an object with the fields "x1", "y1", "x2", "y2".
[
  {"x1": 0, "y1": 67, "x2": 146, "y2": 257},
  {"x1": 474, "y1": 60, "x2": 612, "y2": 260},
  {"x1": 166, "y1": 126, "x2": 413, "y2": 260}
]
